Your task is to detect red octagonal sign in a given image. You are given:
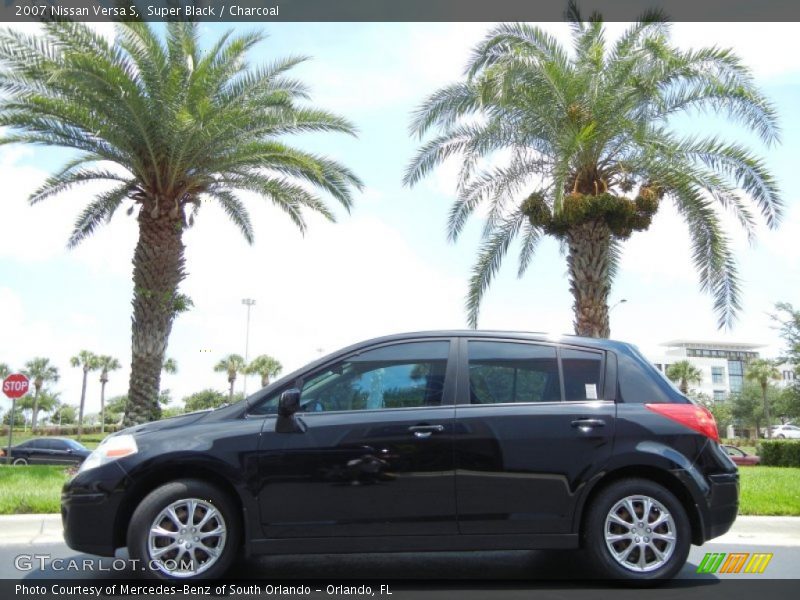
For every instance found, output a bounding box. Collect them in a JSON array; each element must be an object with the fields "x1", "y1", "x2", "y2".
[{"x1": 2, "y1": 373, "x2": 30, "y2": 399}]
